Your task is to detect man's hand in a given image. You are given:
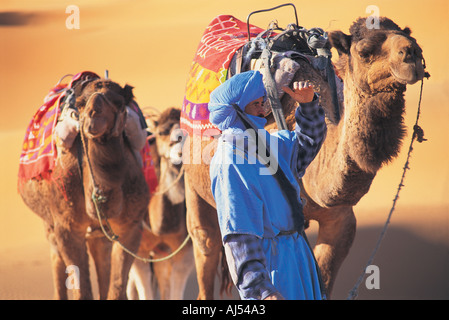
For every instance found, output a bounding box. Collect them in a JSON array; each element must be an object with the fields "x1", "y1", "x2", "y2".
[
  {"x1": 264, "y1": 292, "x2": 285, "y2": 300},
  {"x1": 282, "y1": 81, "x2": 315, "y2": 104}
]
